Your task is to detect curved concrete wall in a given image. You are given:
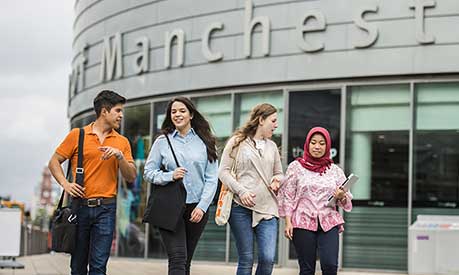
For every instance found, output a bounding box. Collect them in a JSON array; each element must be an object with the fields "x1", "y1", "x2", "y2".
[{"x1": 69, "y1": 0, "x2": 459, "y2": 117}]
